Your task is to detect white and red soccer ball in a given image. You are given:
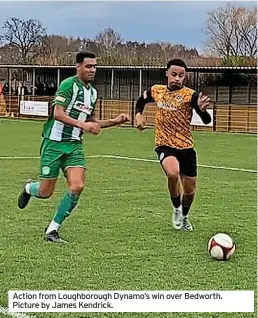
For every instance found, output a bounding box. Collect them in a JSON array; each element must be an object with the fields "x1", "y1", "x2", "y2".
[{"x1": 208, "y1": 233, "x2": 236, "y2": 261}]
